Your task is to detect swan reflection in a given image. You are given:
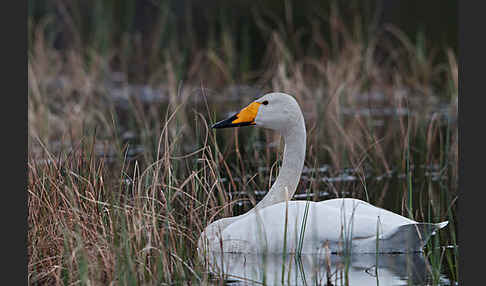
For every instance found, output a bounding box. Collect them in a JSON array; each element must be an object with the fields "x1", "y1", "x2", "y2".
[{"x1": 207, "y1": 251, "x2": 434, "y2": 285}]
